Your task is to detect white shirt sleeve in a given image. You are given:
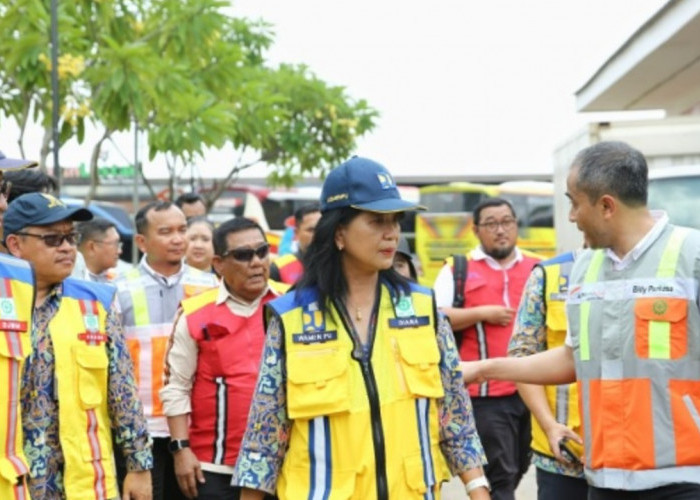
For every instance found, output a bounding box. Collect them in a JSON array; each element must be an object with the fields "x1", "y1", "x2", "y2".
[
  {"x1": 433, "y1": 264, "x2": 456, "y2": 308},
  {"x1": 160, "y1": 310, "x2": 198, "y2": 417}
]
